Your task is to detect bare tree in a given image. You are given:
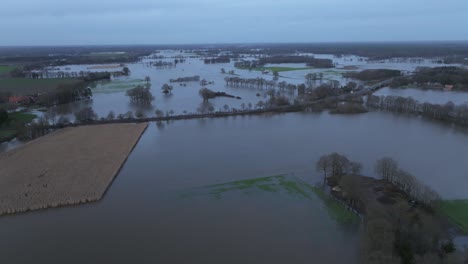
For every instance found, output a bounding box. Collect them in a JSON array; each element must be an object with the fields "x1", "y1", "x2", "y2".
[
  {"x1": 145, "y1": 76, "x2": 151, "y2": 85},
  {"x1": 106, "y1": 111, "x2": 115, "y2": 120},
  {"x1": 349, "y1": 162, "x2": 363, "y2": 175},
  {"x1": 375, "y1": 157, "x2": 399, "y2": 182},
  {"x1": 316, "y1": 155, "x2": 331, "y2": 185},
  {"x1": 135, "y1": 109, "x2": 145, "y2": 118},
  {"x1": 161, "y1": 83, "x2": 173, "y2": 94},
  {"x1": 155, "y1": 109, "x2": 164, "y2": 118},
  {"x1": 74, "y1": 107, "x2": 97, "y2": 123},
  {"x1": 122, "y1": 67, "x2": 130, "y2": 76},
  {"x1": 199, "y1": 88, "x2": 215, "y2": 102},
  {"x1": 329, "y1": 152, "x2": 350, "y2": 180}
]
